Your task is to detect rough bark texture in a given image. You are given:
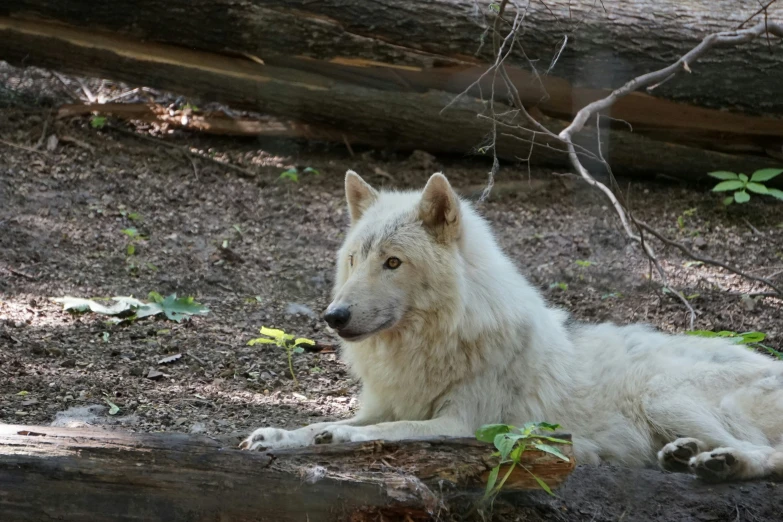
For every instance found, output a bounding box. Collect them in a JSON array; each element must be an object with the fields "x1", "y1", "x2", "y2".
[
  {"x1": 1, "y1": 1, "x2": 782, "y2": 182},
  {"x1": 0, "y1": 424, "x2": 574, "y2": 522},
  {"x1": 2, "y1": 425, "x2": 782, "y2": 522}
]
